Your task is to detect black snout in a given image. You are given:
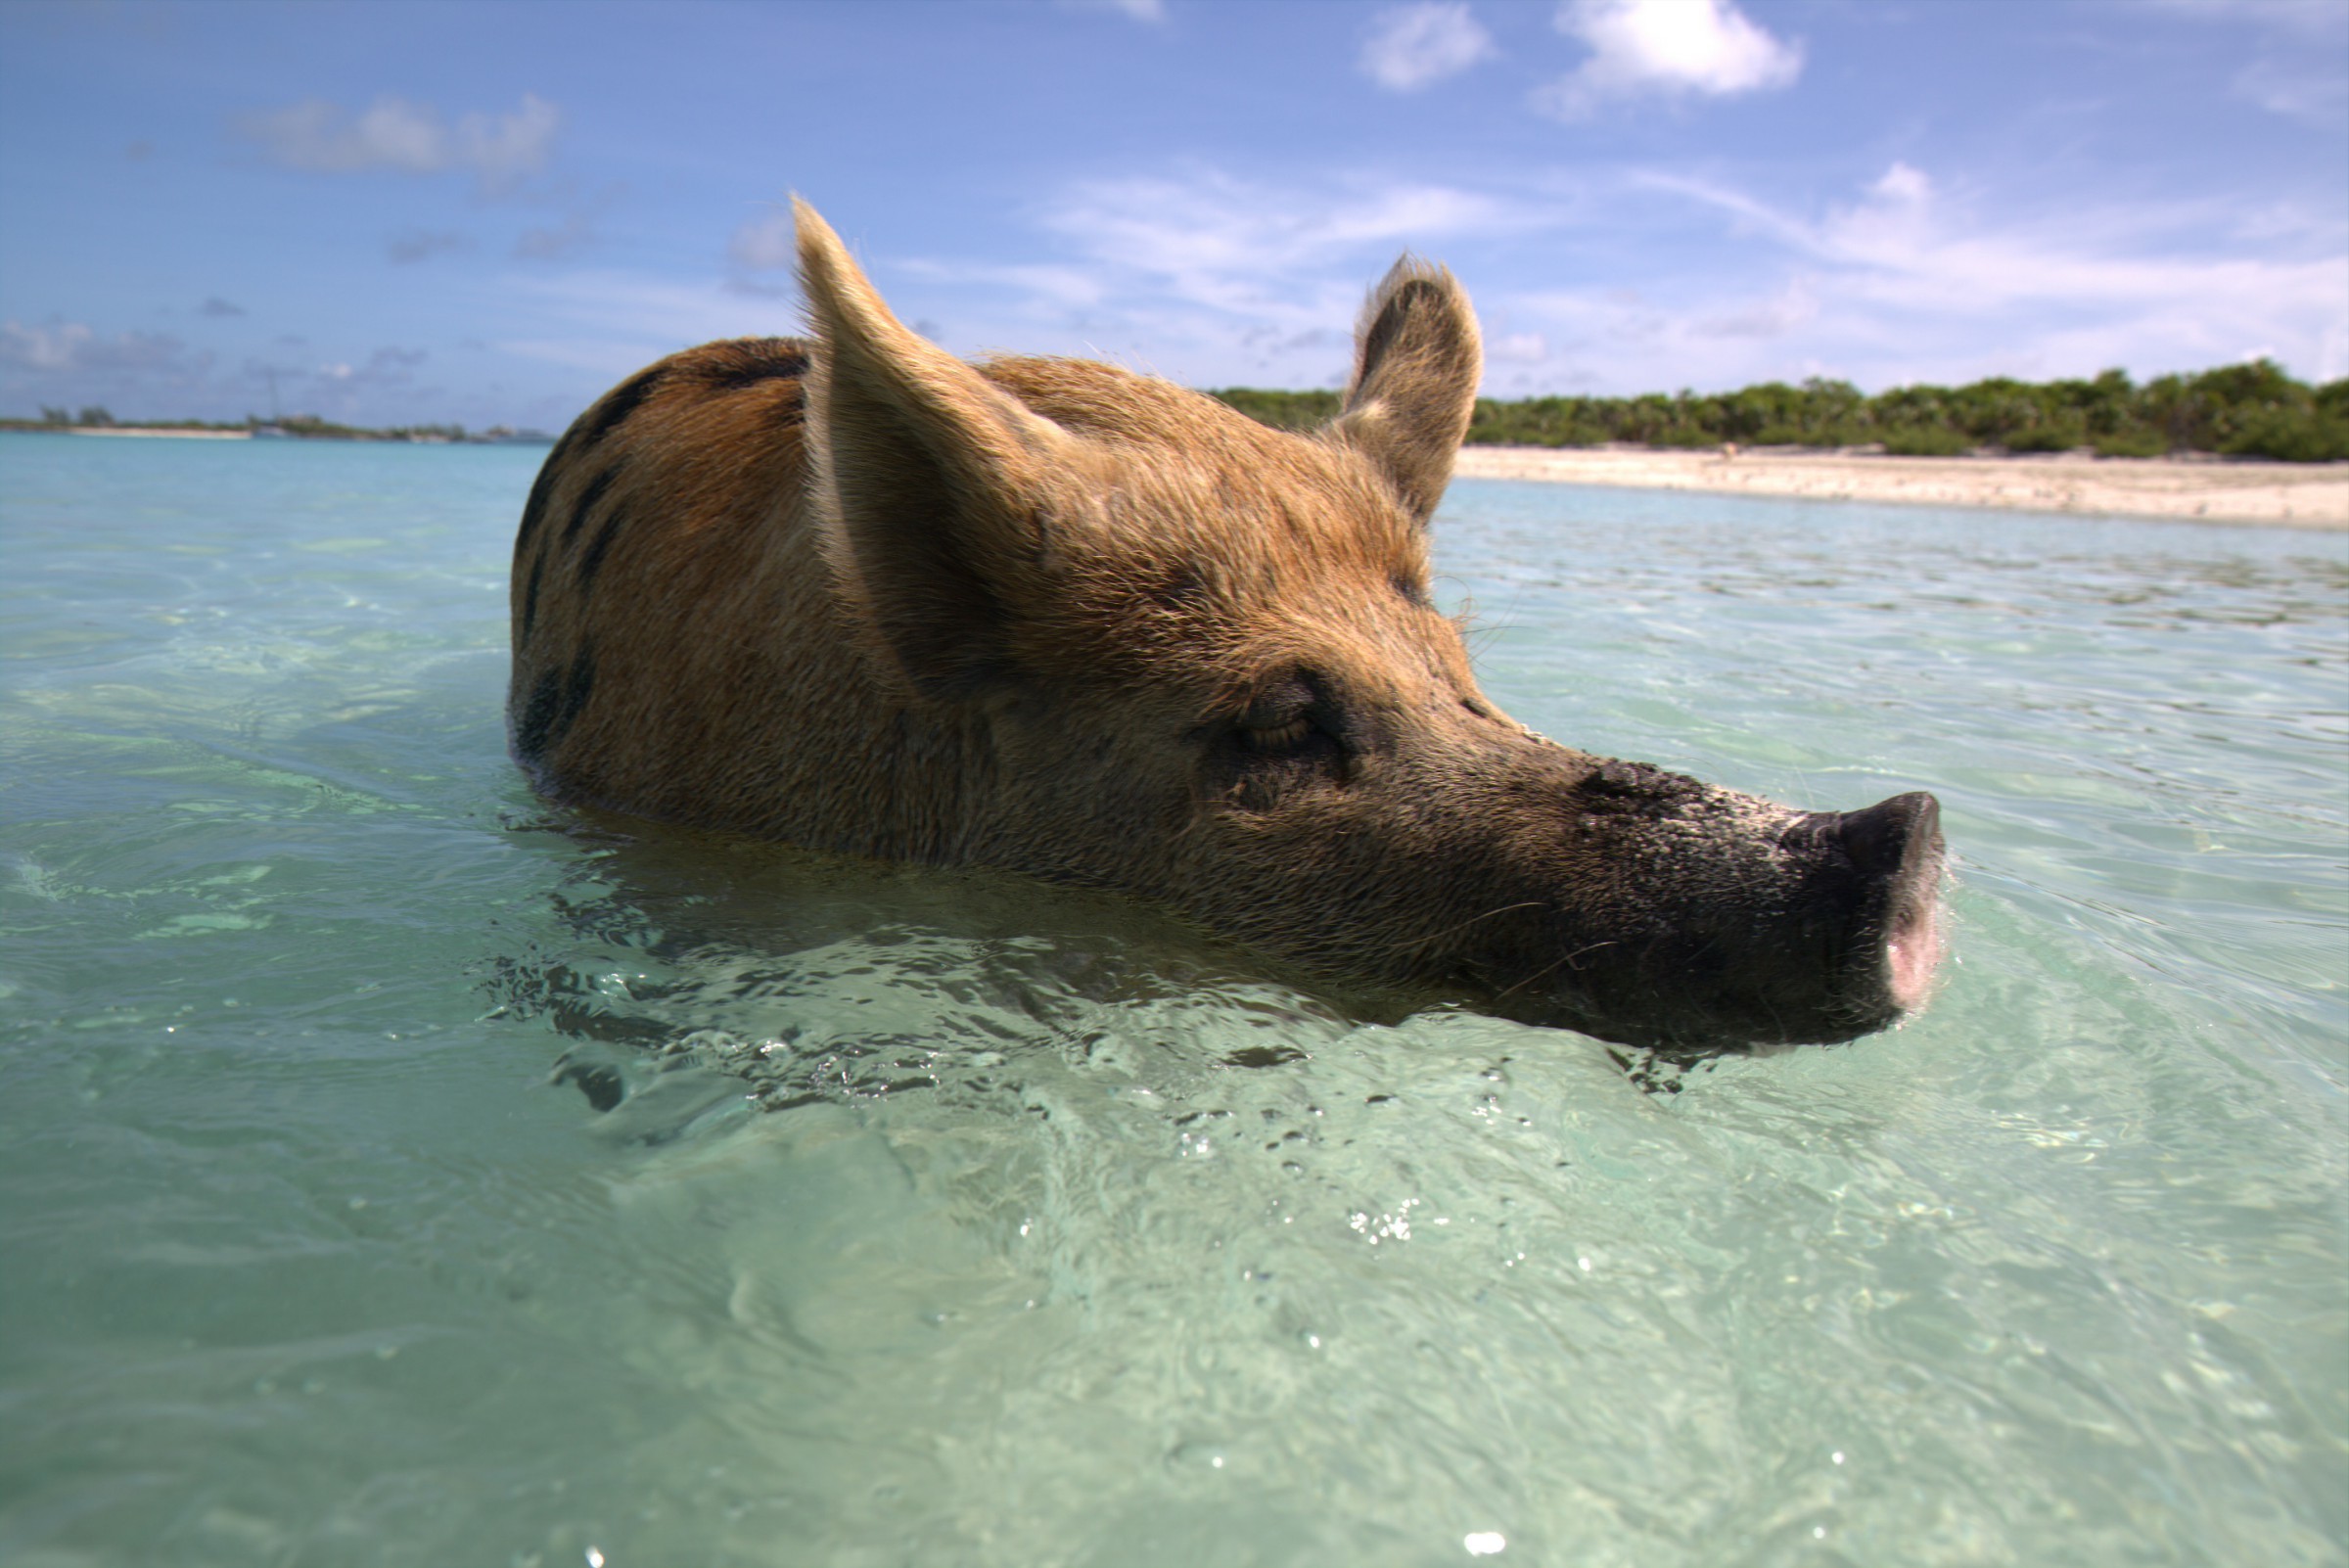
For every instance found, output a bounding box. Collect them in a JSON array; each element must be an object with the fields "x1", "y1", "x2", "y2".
[
  {"x1": 1824, "y1": 791, "x2": 1942, "y2": 886},
  {"x1": 1505, "y1": 786, "x2": 1949, "y2": 1051},
  {"x1": 1798, "y1": 789, "x2": 1947, "y2": 1027}
]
